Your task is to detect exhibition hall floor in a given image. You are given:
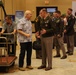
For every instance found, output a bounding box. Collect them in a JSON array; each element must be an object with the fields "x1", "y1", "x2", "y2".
[{"x1": 0, "y1": 34, "x2": 76, "y2": 75}]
